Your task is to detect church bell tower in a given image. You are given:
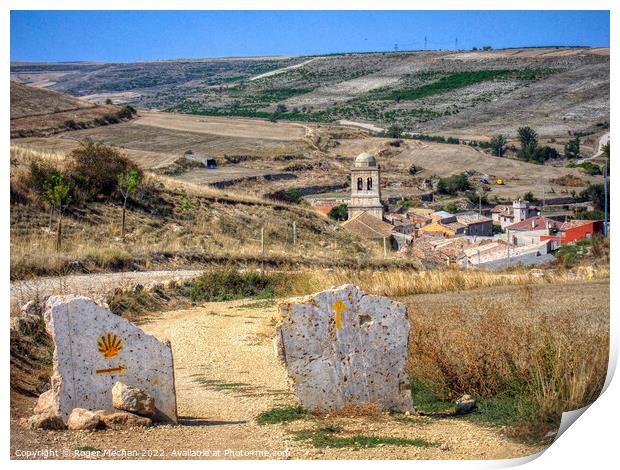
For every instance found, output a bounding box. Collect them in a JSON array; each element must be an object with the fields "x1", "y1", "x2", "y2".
[{"x1": 348, "y1": 152, "x2": 384, "y2": 220}]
